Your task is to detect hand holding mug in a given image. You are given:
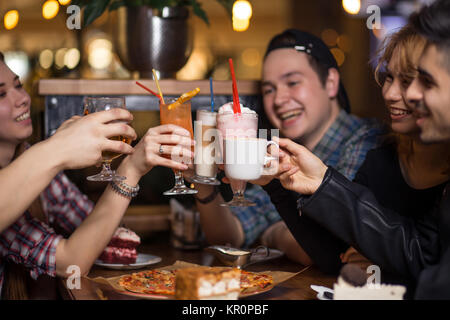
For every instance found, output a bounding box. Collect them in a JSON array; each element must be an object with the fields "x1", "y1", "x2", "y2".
[{"x1": 276, "y1": 138, "x2": 328, "y2": 195}]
